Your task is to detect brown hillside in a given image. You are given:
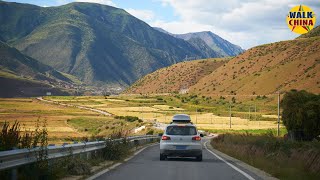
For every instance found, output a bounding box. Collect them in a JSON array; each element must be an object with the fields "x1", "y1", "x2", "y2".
[
  {"x1": 190, "y1": 36, "x2": 320, "y2": 95},
  {"x1": 124, "y1": 58, "x2": 228, "y2": 94}
]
